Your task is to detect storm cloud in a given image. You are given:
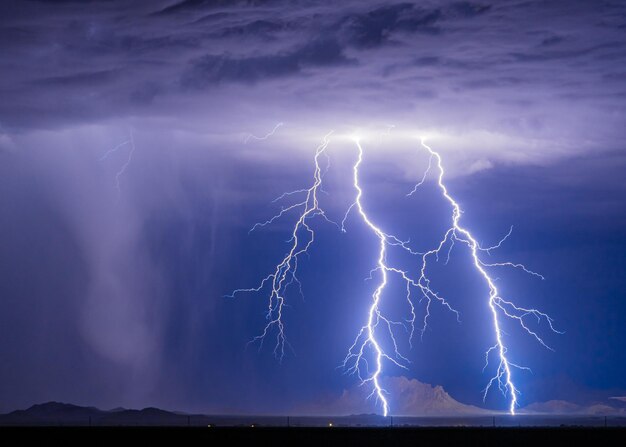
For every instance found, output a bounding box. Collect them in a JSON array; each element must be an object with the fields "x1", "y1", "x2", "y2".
[{"x1": 0, "y1": 0, "x2": 623, "y2": 160}]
